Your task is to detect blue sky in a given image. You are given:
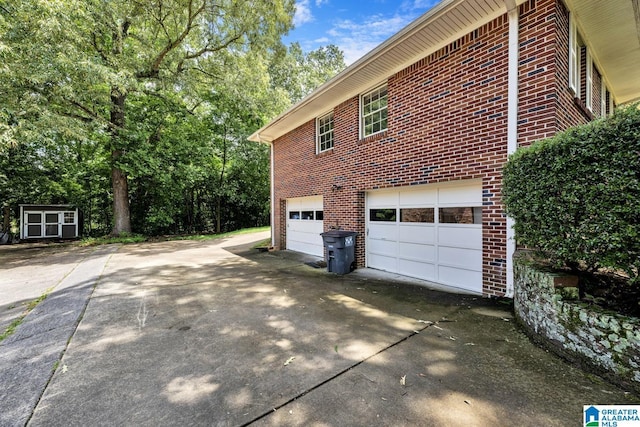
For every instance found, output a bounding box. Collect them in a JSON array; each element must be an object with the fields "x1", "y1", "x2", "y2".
[{"x1": 284, "y1": 0, "x2": 441, "y2": 65}]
